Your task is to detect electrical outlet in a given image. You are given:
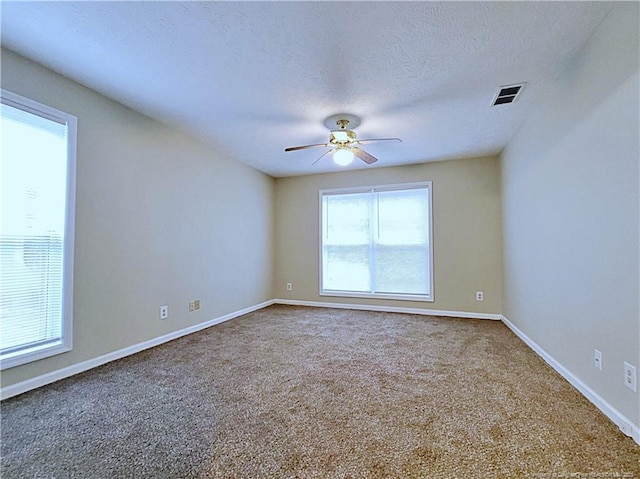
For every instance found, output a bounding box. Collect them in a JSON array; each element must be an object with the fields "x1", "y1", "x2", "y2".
[
  {"x1": 594, "y1": 349, "x2": 602, "y2": 370},
  {"x1": 189, "y1": 301, "x2": 195, "y2": 312},
  {"x1": 286, "y1": 282, "x2": 292, "y2": 291},
  {"x1": 160, "y1": 305, "x2": 168, "y2": 320},
  {"x1": 476, "y1": 291, "x2": 484, "y2": 302},
  {"x1": 194, "y1": 299, "x2": 200, "y2": 310},
  {"x1": 624, "y1": 362, "x2": 637, "y2": 392}
]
